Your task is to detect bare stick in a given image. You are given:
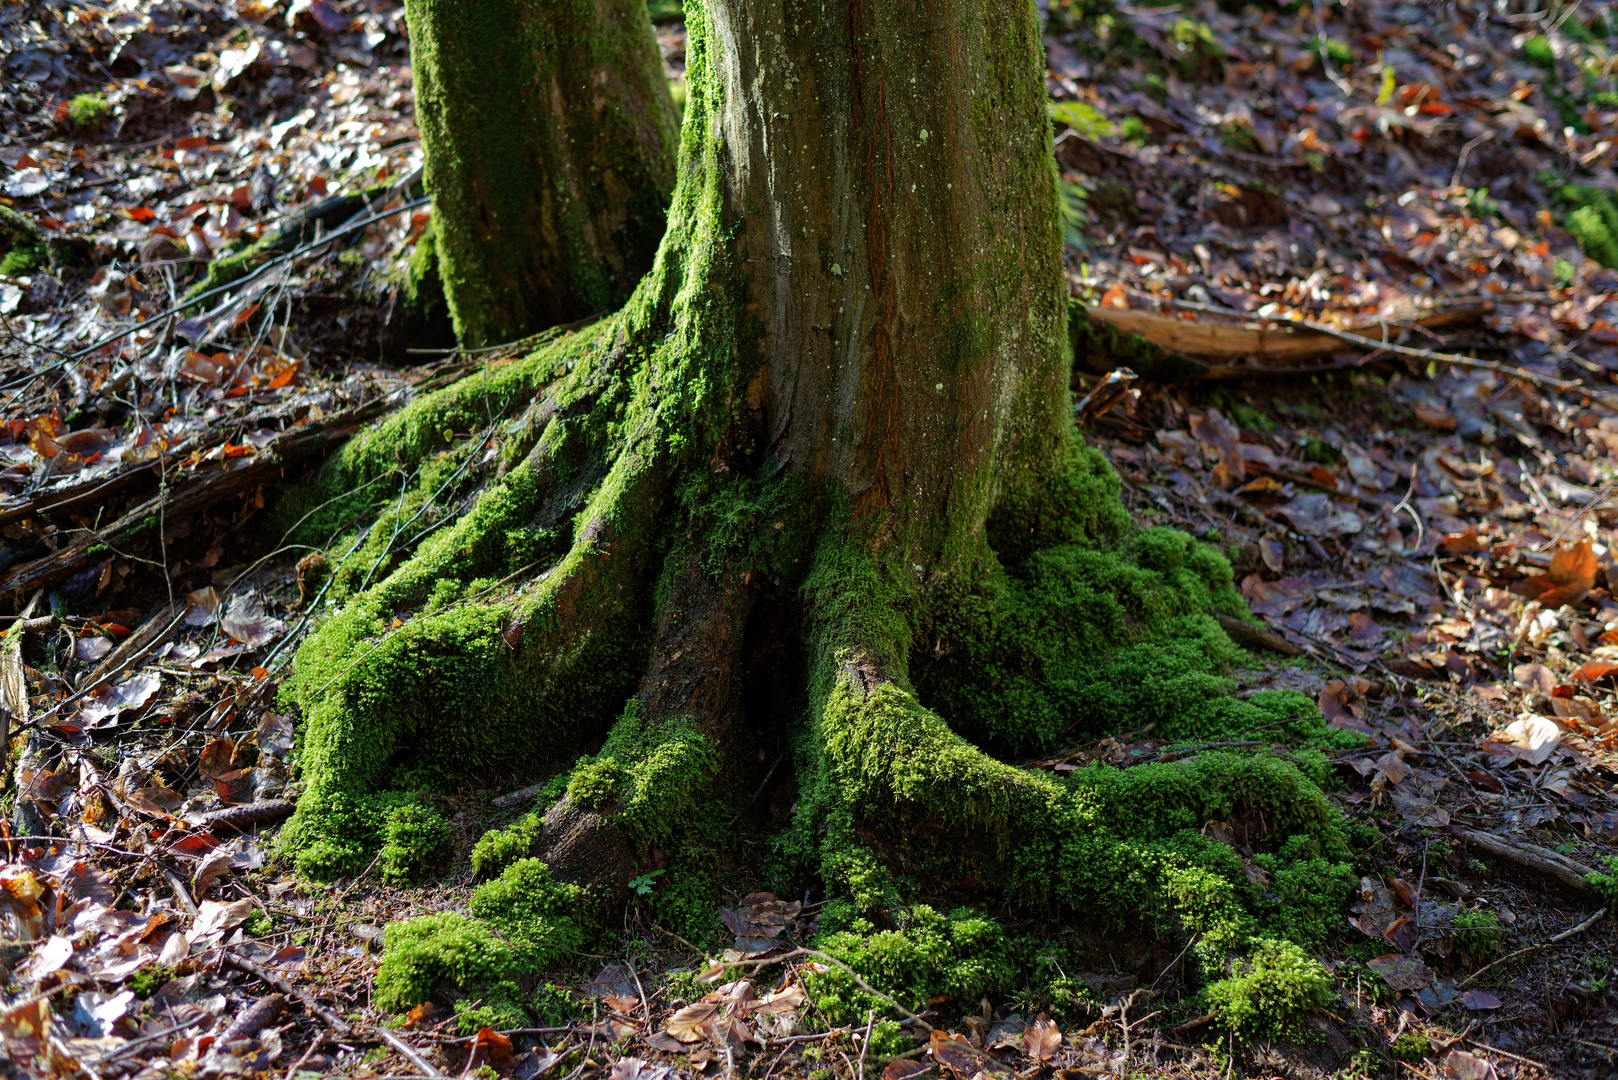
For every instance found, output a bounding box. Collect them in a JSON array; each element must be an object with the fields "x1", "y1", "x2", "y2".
[
  {"x1": 375, "y1": 1027, "x2": 446, "y2": 1078},
  {"x1": 856, "y1": 1011, "x2": 875, "y2": 1080},
  {"x1": 222, "y1": 949, "x2": 354, "y2": 1037},
  {"x1": 1550, "y1": 907, "x2": 1607, "y2": 942}
]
